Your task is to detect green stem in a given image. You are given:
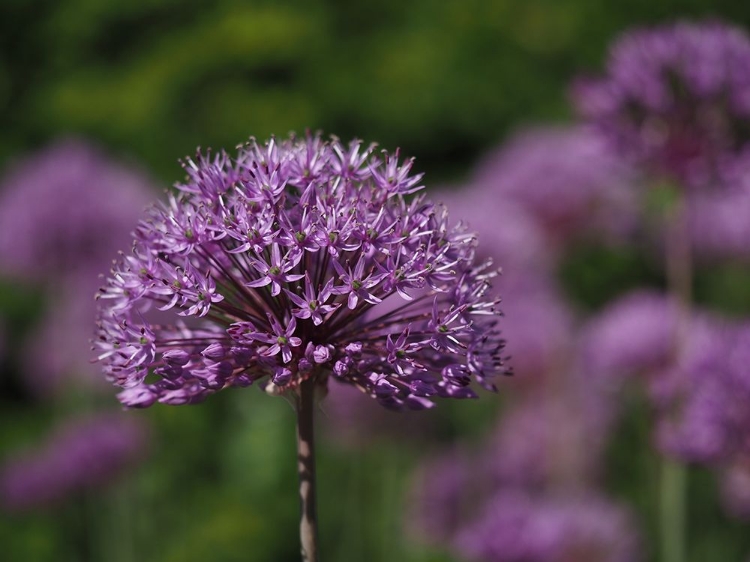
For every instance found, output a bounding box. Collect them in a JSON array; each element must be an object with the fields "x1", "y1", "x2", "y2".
[
  {"x1": 660, "y1": 459, "x2": 687, "y2": 562},
  {"x1": 660, "y1": 189, "x2": 691, "y2": 562},
  {"x1": 295, "y1": 378, "x2": 320, "y2": 562}
]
